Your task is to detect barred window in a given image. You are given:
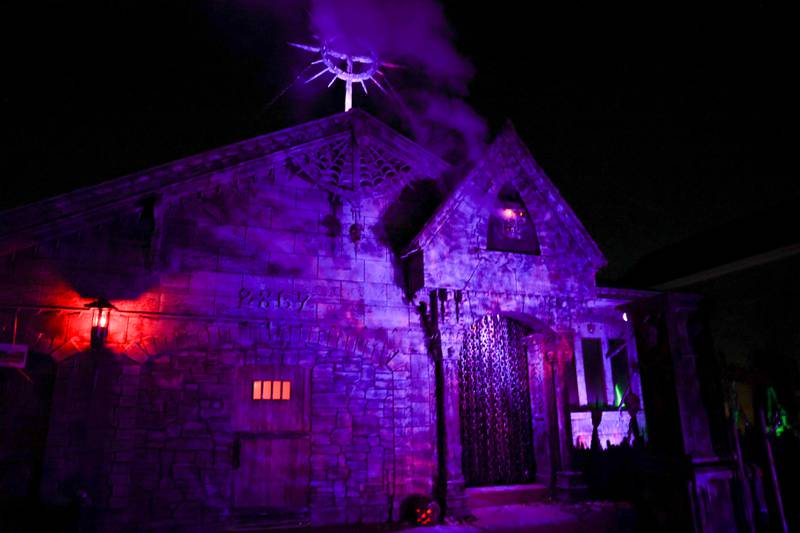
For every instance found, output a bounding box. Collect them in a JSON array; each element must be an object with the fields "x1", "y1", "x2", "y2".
[{"x1": 251, "y1": 380, "x2": 291, "y2": 401}]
